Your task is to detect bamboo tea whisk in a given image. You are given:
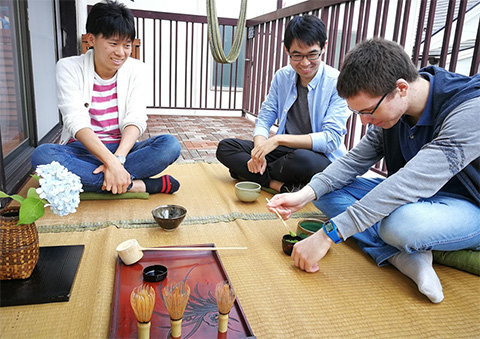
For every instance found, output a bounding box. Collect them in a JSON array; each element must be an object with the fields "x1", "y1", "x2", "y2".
[
  {"x1": 162, "y1": 281, "x2": 191, "y2": 338},
  {"x1": 215, "y1": 281, "x2": 236, "y2": 333},
  {"x1": 130, "y1": 284, "x2": 156, "y2": 339}
]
